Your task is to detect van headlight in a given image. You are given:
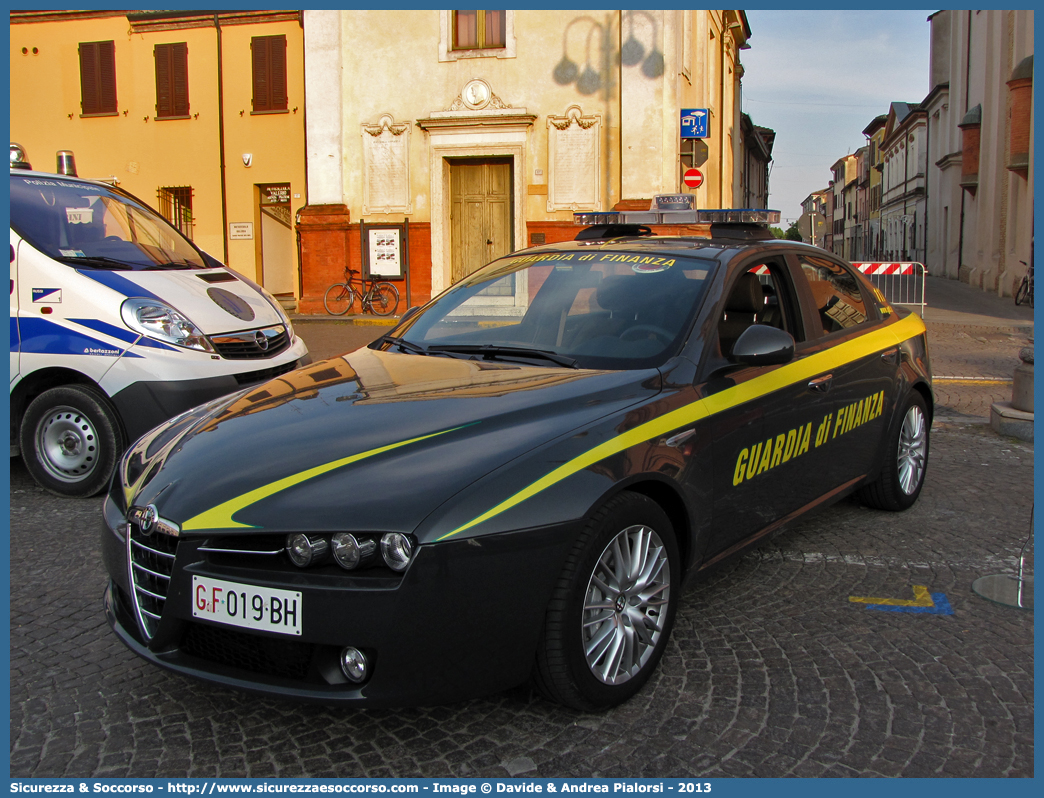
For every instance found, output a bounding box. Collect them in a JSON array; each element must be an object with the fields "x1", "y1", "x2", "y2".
[
  {"x1": 121, "y1": 297, "x2": 215, "y2": 352},
  {"x1": 257, "y1": 285, "x2": 295, "y2": 342}
]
